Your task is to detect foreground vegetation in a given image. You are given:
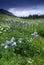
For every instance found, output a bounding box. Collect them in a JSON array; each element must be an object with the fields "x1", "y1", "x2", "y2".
[{"x1": 0, "y1": 14, "x2": 44, "y2": 65}]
